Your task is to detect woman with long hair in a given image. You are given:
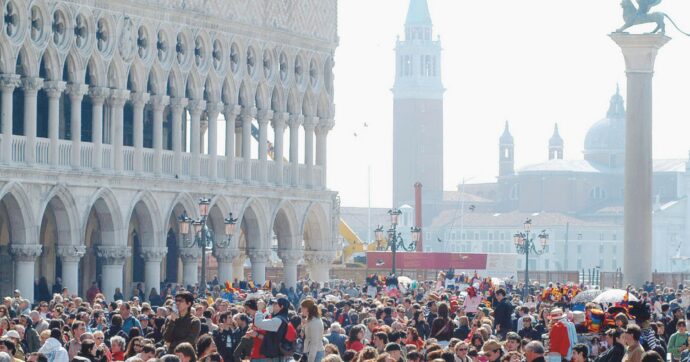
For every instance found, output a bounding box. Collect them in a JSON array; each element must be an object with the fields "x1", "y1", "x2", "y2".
[
  {"x1": 410, "y1": 310, "x2": 430, "y2": 340},
  {"x1": 124, "y1": 336, "x2": 144, "y2": 360},
  {"x1": 301, "y1": 299, "x2": 325, "y2": 362},
  {"x1": 430, "y1": 302, "x2": 455, "y2": 347},
  {"x1": 345, "y1": 325, "x2": 366, "y2": 353}
]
